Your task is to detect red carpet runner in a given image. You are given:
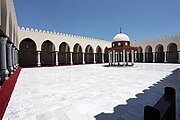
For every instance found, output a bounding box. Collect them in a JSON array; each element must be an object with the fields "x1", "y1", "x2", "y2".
[{"x1": 0, "y1": 68, "x2": 21, "y2": 119}]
